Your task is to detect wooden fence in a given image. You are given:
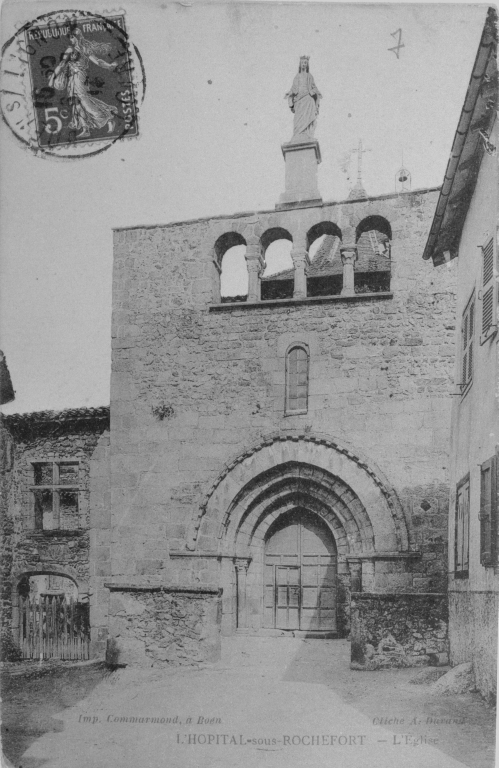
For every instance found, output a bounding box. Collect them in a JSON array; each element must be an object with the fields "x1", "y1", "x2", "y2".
[{"x1": 19, "y1": 595, "x2": 90, "y2": 660}]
